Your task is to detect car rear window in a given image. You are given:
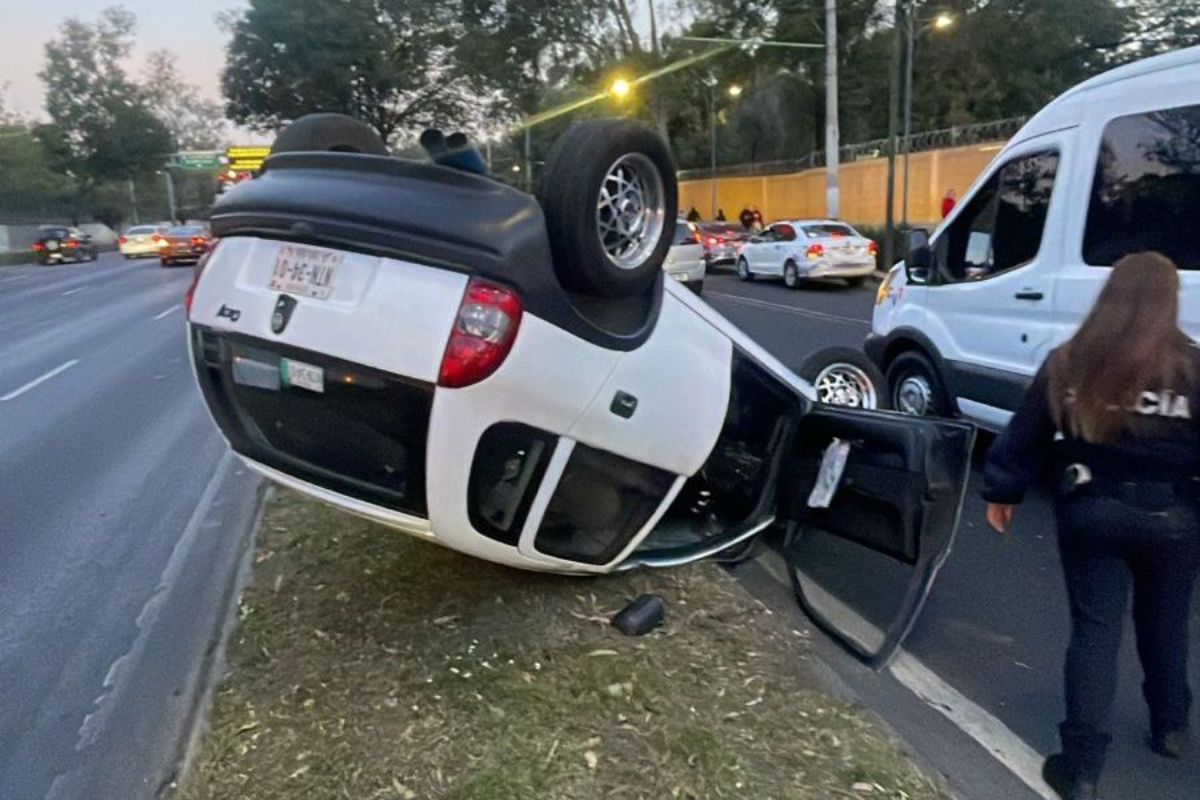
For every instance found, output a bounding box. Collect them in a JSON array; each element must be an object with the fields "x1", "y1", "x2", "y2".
[
  {"x1": 170, "y1": 226, "x2": 205, "y2": 236},
  {"x1": 127, "y1": 226, "x2": 158, "y2": 235},
  {"x1": 673, "y1": 223, "x2": 699, "y2": 245},
  {"x1": 803, "y1": 224, "x2": 856, "y2": 238},
  {"x1": 1083, "y1": 102, "x2": 1200, "y2": 271},
  {"x1": 42, "y1": 228, "x2": 69, "y2": 238}
]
